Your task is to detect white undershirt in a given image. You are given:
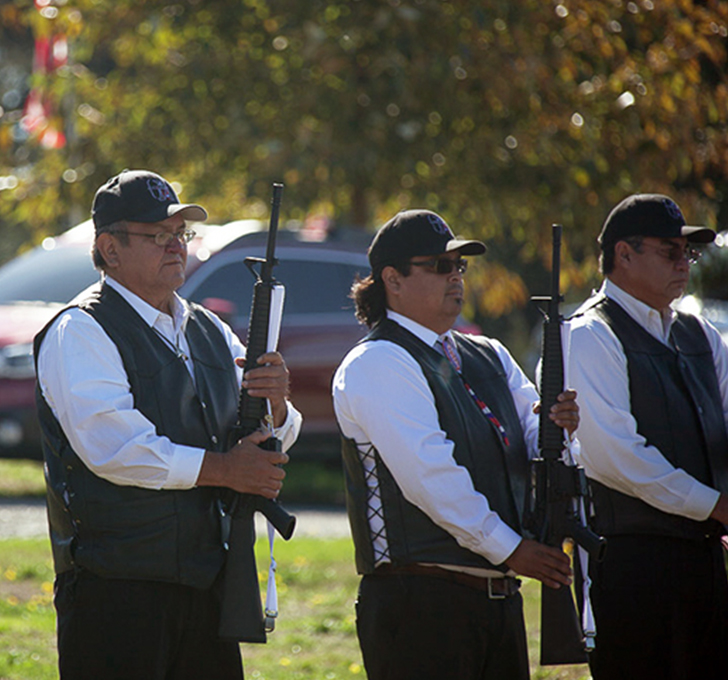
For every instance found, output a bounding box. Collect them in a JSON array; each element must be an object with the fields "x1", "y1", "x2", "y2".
[{"x1": 37, "y1": 276, "x2": 301, "y2": 491}]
